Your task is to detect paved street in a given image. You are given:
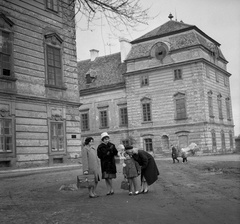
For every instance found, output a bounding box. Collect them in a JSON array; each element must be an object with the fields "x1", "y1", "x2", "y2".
[{"x1": 0, "y1": 154, "x2": 240, "y2": 224}]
